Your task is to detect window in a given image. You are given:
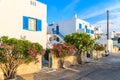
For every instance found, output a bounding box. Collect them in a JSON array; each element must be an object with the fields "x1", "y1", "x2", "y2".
[
  {"x1": 85, "y1": 25, "x2": 87, "y2": 29},
  {"x1": 29, "y1": 18, "x2": 36, "y2": 31},
  {"x1": 23, "y1": 16, "x2": 42, "y2": 31},
  {"x1": 91, "y1": 30, "x2": 94, "y2": 34},
  {"x1": 88, "y1": 30, "x2": 90, "y2": 33},
  {"x1": 30, "y1": 1, "x2": 36, "y2": 6},
  {"x1": 79, "y1": 24, "x2": 82, "y2": 29},
  {"x1": 86, "y1": 29, "x2": 90, "y2": 33}
]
